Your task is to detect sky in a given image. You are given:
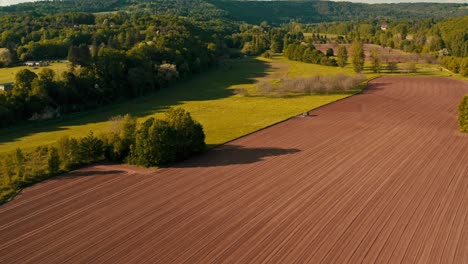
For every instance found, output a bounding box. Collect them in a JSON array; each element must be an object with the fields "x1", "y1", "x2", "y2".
[{"x1": 0, "y1": 0, "x2": 467, "y2": 7}]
